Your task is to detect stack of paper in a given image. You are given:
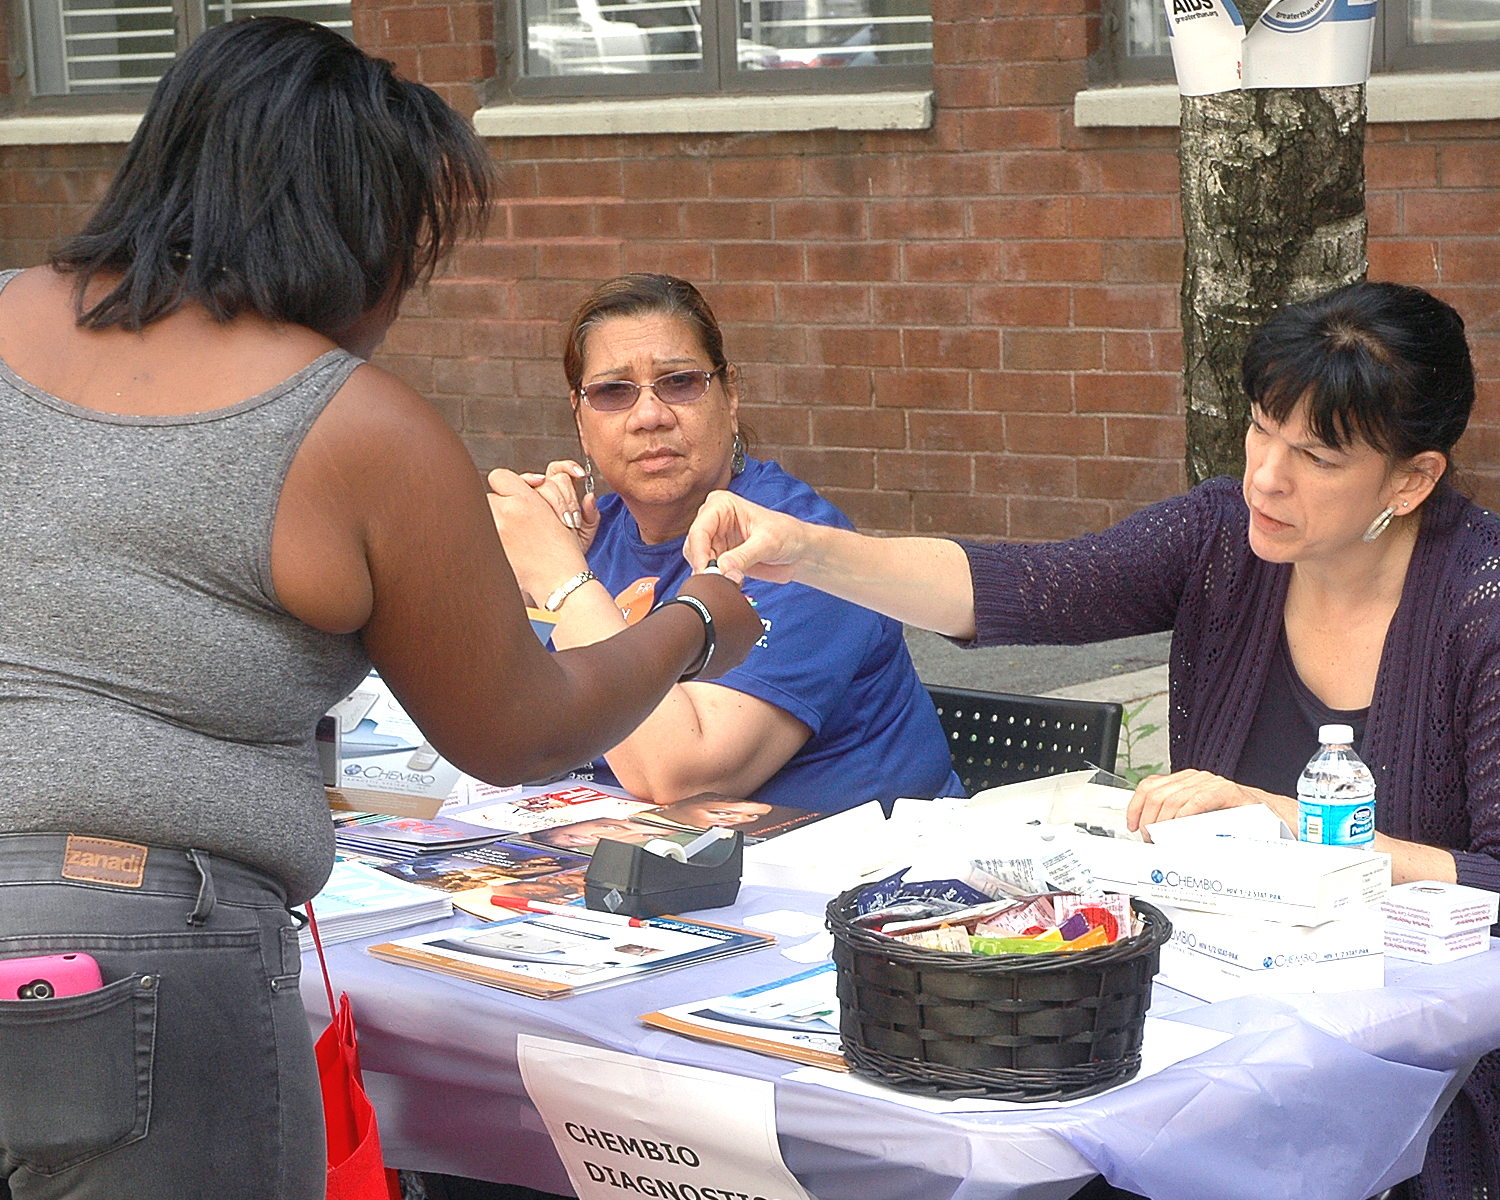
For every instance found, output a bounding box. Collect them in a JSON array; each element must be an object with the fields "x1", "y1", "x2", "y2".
[
  {"x1": 302, "y1": 859, "x2": 453, "y2": 953},
  {"x1": 333, "y1": 816, "x2": 501, "y2": 860}
]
